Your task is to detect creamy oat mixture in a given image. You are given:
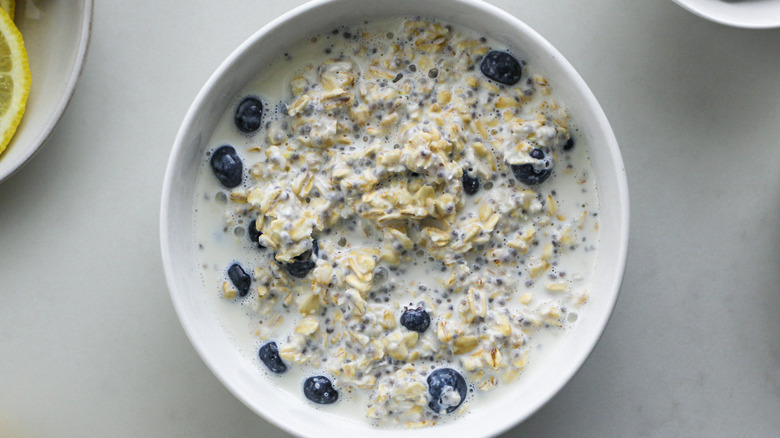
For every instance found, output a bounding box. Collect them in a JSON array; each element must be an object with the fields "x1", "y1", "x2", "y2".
[{"x1": 194, "y1": 18, "x2": 599, "y2": 428}]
